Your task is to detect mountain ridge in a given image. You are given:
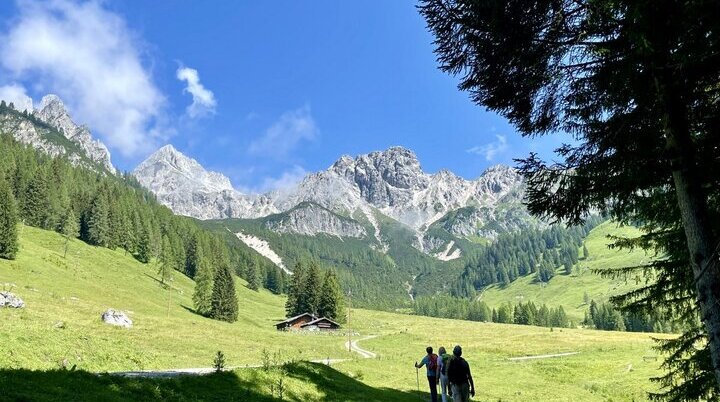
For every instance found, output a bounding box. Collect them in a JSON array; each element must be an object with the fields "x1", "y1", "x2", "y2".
[{"x1": 133, "y1": 144, "x2": 535, "y2": 241}]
